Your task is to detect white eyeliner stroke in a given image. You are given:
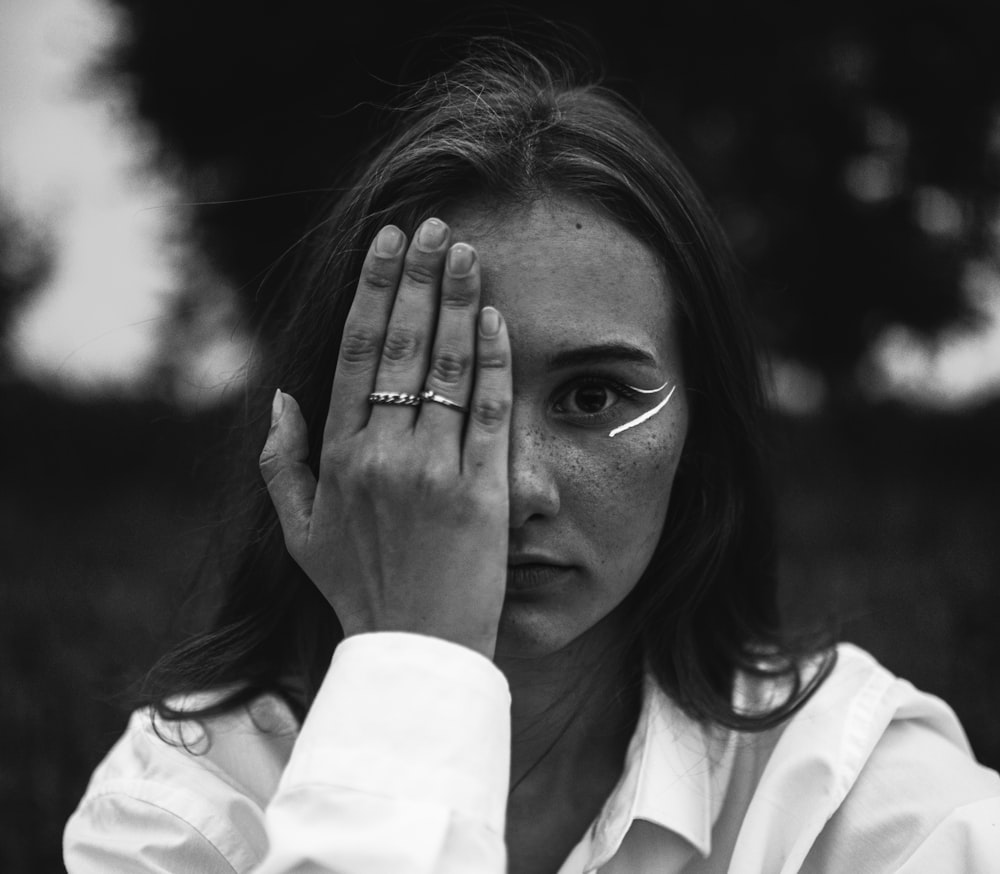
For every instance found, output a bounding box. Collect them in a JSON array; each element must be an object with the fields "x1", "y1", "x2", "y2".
[{"x1": 608, "y1": 381, "x2": 675, "y2": 438}]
